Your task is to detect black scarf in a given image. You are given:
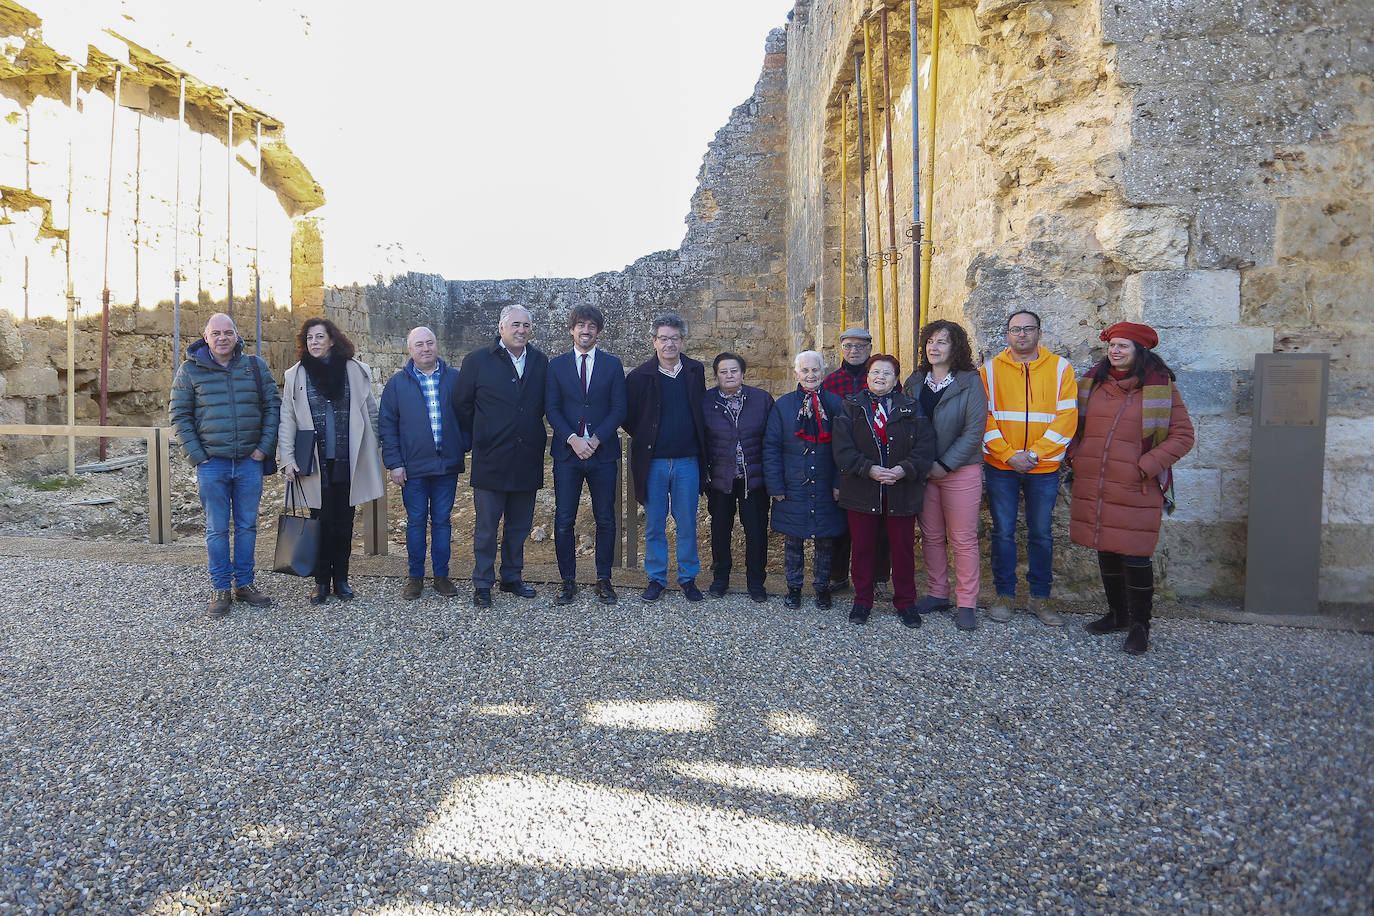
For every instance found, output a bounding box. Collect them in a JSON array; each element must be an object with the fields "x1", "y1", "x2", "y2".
[{"x1": 301, "y1": 351, "x2": 347, "y2": 402}]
